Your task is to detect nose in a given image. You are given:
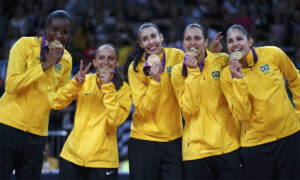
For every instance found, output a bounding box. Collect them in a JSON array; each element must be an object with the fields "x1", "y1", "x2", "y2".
[
  {"x1": 55, "y1": 31, "x2": 63, "y2": 41},
  {"x1": 102, "y1": 58, "x2": 109, "y2": 65}
]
